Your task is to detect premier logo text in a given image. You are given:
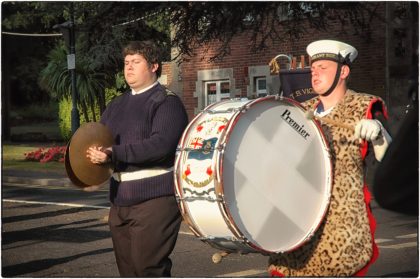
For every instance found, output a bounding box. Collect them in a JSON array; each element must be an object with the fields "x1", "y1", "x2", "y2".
[{"x1": 281, "y1": 110, "x2": 310, "y2": 140}]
